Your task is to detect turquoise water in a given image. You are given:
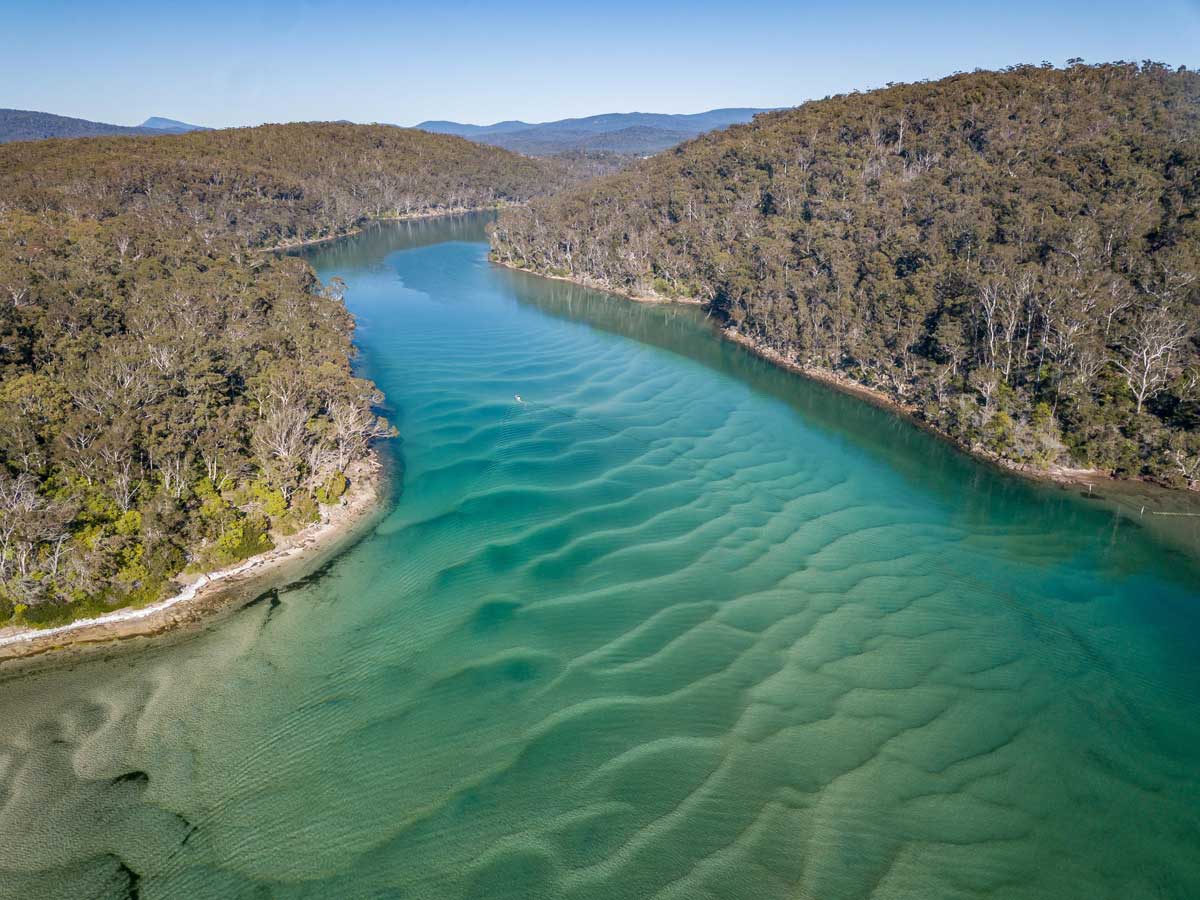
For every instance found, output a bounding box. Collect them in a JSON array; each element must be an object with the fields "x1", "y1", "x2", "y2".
[{"x1": 1, "y1": 215, "x2": 1198, "y2": 899}]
